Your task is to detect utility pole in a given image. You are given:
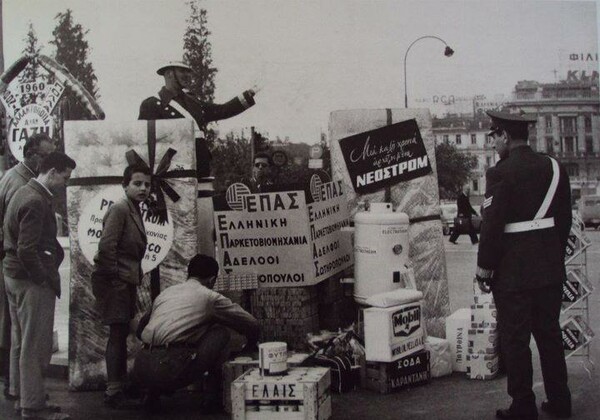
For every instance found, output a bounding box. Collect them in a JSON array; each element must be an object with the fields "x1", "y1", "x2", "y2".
[
  {"x1": 0, "y1": 0, "x2": 6, "y2": 174},
  {"x1": 250, "y1": 126, "x2": 256, "y2": 174}
]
